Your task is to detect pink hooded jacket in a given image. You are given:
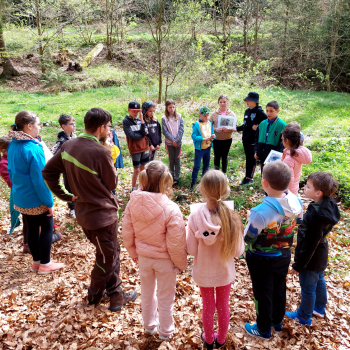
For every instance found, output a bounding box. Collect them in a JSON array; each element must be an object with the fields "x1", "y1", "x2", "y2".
[
  {"x1": 186, "y1": 203, "x2": 245, "y2": 288},
  {"x1": 122, "y1": 190, "x2": 187, "y2": 271},
  {"x1": 282, "y1": 146, "x2": 312, "y2": 195}
]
